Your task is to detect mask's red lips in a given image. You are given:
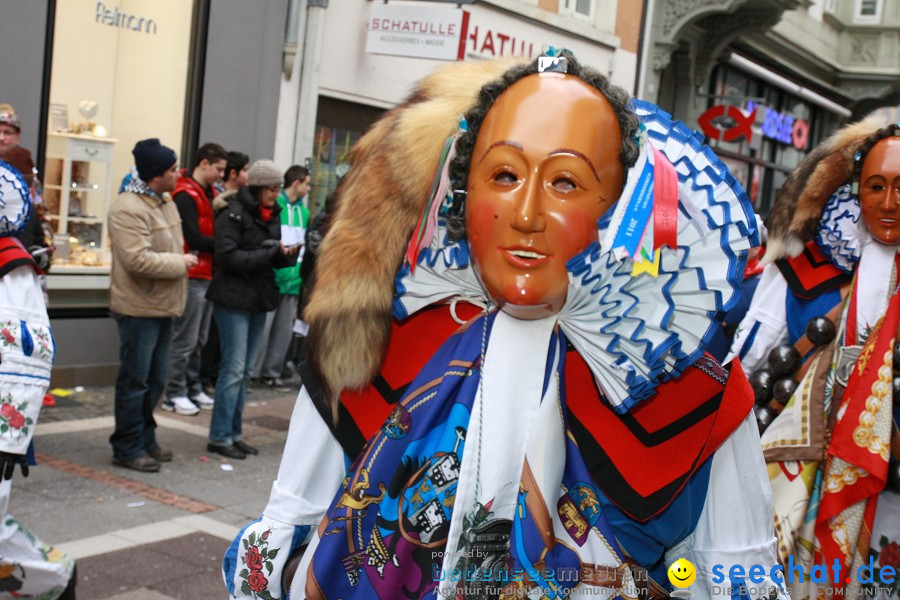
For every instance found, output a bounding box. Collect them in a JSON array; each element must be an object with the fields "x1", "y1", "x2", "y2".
[{"x1": 500, "y1": 245, "x2": 550, "y2": 268}]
